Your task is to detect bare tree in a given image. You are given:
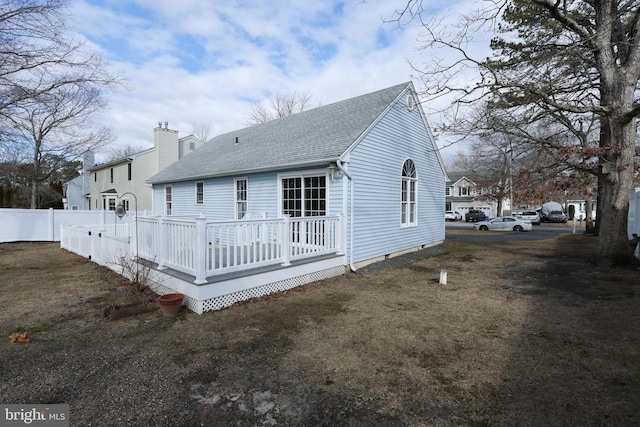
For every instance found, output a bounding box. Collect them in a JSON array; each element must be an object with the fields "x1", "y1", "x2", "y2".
[
  {"x1": 191, "y1": 122, "x2": 213, "y2": 143},
  {"x1": 392, "y1": 0, "x2": 640, "y2": 265},
  {"x1": 105, "y1": 144, "x2": 148, "y2": 162},
  {"x1": 0, "y1": 0, "x2": 123, "y2": 208},
  {"x1": 0, "y1": 1, "x2": 122, "y2": 117},
  {"x1": 5, "y1": 87, "x2": 113, "y2": 208},
  {"x1": 245, "y1": 90, "x2": 314, "y2": 125}
]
